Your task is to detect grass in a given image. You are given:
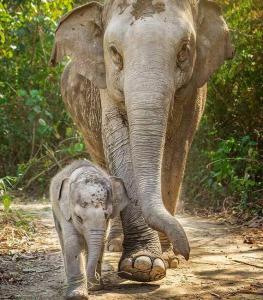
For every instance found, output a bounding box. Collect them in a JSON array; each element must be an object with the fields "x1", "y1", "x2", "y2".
[{"x1": 0, "y1": 209, "x2": 37, "y2": 255}]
